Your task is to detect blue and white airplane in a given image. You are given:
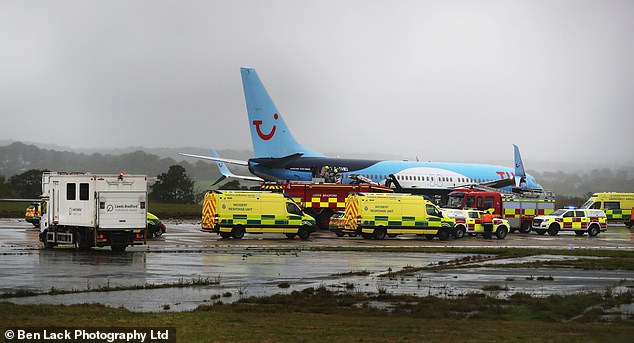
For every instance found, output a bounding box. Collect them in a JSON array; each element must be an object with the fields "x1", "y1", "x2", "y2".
[{"x1": 181, "y1": 67, "x2": 543, "y2": 196}]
